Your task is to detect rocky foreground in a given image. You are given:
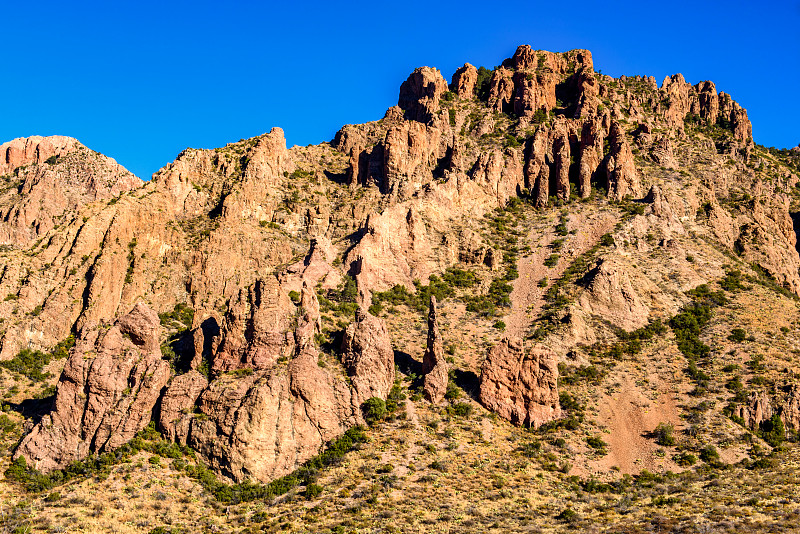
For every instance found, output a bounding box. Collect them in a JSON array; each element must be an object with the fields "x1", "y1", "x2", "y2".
[{"x1": 1, "y1": 44, "x2": 800, "y2": 533}]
